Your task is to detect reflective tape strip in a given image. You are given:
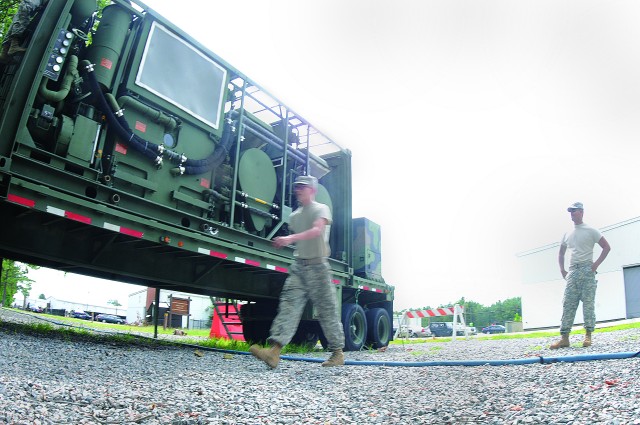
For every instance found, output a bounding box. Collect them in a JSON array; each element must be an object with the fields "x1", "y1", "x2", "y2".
[
  {"x1": 7, "y1": 194, "x2": 35, "y2": 208},
  {"x1": 266, "y1": 264, "x2": 288, "y2": 273},
  {"x1": 332, "y1": 279, "x2": 341, "y2": 285},
  {"x1": 103, "y1": 222, "x2": 144, "y2": 238},
  {"x1": 46, "y1": 206, "x2": 91, "y2": 224},
  {"x1": 198, "y1": 248, "x2": 227, "y2": 259},
  {"x1": 46, "y1": 206, "x2": 65, "y2": 217},
  {"x1": 358, "y1": 285, "x2": 382, "y2": 293},
  {"x1": 235, "y1": 257, "x2": 260, "y2": 267},
  {"x1": 65, "y1": 211, "x2": 91, "y2": 224}
]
